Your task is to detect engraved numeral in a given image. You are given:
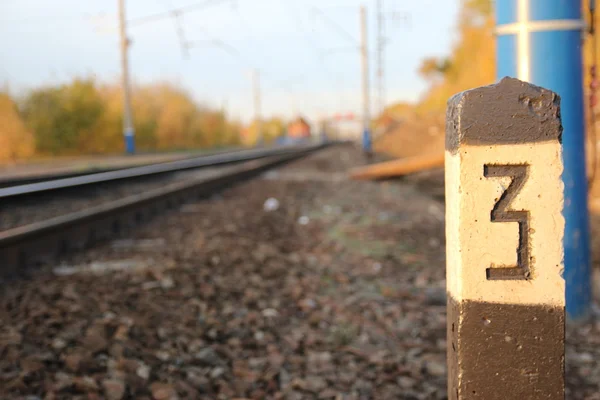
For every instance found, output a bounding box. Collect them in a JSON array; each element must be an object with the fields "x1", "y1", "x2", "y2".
[{"x1": 483, "y1": 164, "x2": 531, "y2": 280}]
